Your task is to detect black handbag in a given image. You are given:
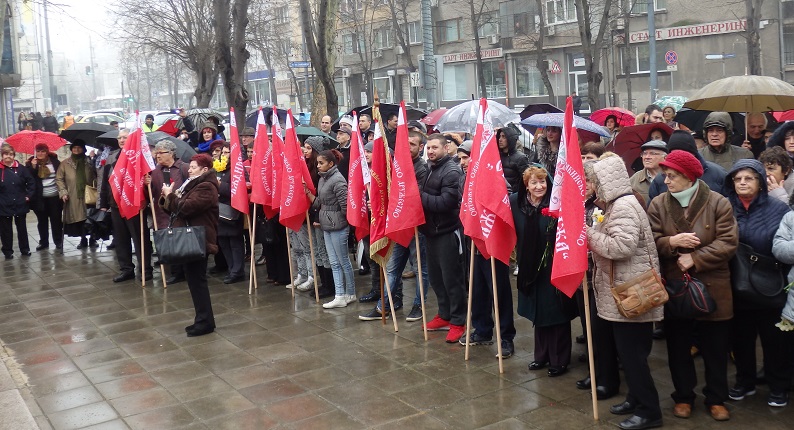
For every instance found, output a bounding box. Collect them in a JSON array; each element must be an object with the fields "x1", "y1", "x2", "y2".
[
  {"x1": 664, "y1": 273, "x2": 717, "y2": 319},
  {"x1": 219, "y1": 203, "x2": 240, "y2": 221},
  {"x1": 730, "y1": 242, "x2": 788, "y2": 309},
  {"x1": 153, "y1": 214, "x2": 206, "y2": 265}
]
